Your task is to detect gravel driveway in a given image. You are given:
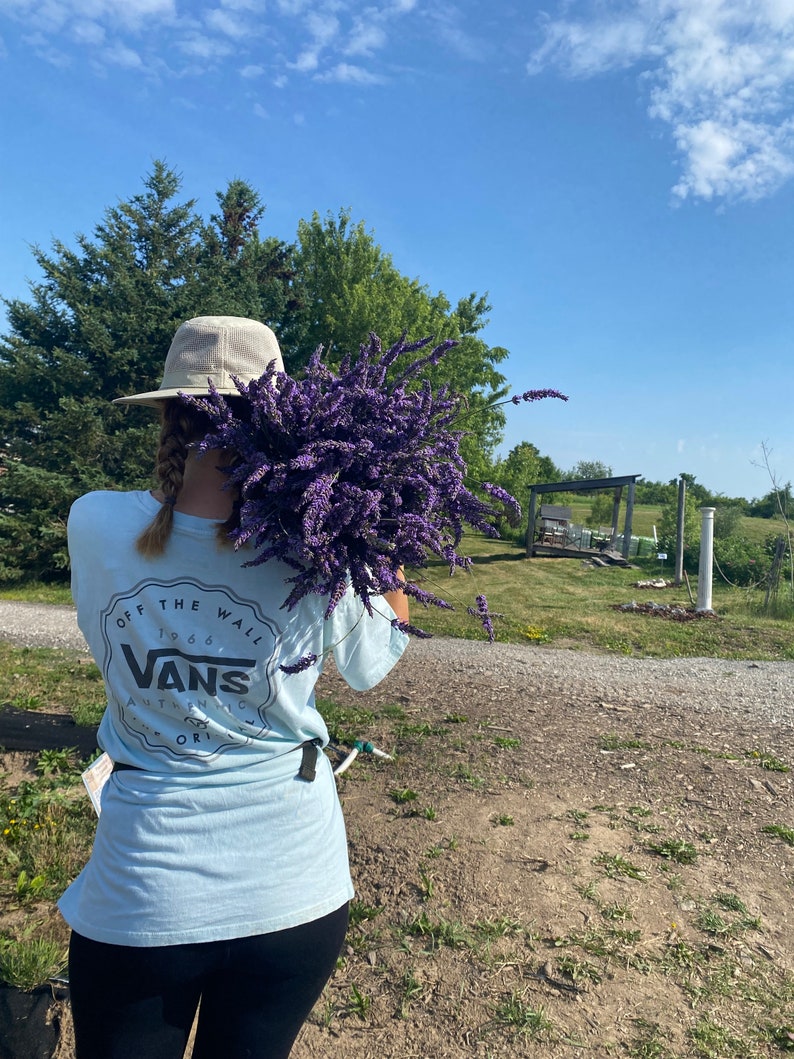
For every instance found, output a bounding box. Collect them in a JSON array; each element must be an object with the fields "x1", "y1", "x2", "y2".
[
  {"x1": 0, "y1": 600, "x2": 87, "y2": 652},
  {"x1": 1, "y1": 600, "x2": 792, "y2": 729}
]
